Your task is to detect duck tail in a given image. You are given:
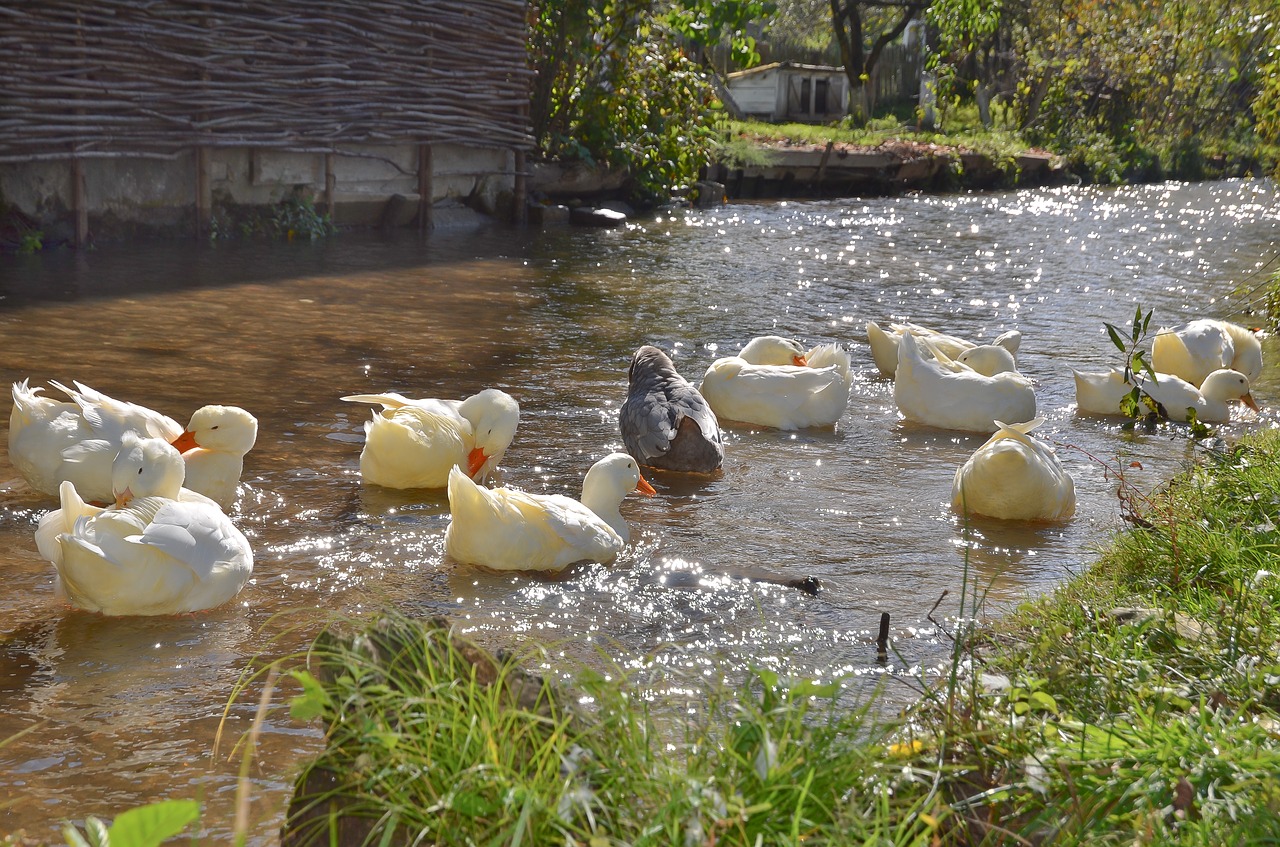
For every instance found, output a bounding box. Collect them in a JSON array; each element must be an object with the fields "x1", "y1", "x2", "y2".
[
  {"x1": 988, "y1": 418, "x2": 1050, "y2": 451},
  {"x1": 340, "y1": 393, "x2": 412, "y2": 411},
  {"x1": 10, "y1": 379, "x2": 43, "y2": 426},
  {"x1": 806, "y1": 342, "x2": 852, "y2": 377}
]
